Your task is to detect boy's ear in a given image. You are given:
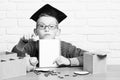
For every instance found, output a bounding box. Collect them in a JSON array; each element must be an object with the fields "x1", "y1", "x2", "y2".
[
  {"x1": 34, "y1": 28, "x2": 38, "y2": 36},
  {"x1": 56, "y1": 29, "x2": 61, "y2": 36}
]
